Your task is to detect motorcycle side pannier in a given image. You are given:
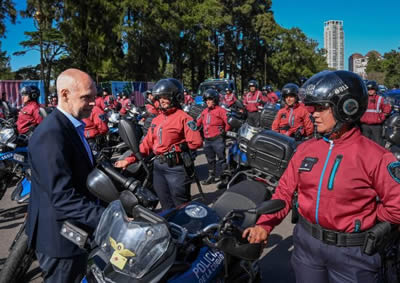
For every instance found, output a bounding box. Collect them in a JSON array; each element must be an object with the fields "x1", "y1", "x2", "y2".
[{"x1": 247, "y1": 130, "x2": 296, "y2": 178}]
